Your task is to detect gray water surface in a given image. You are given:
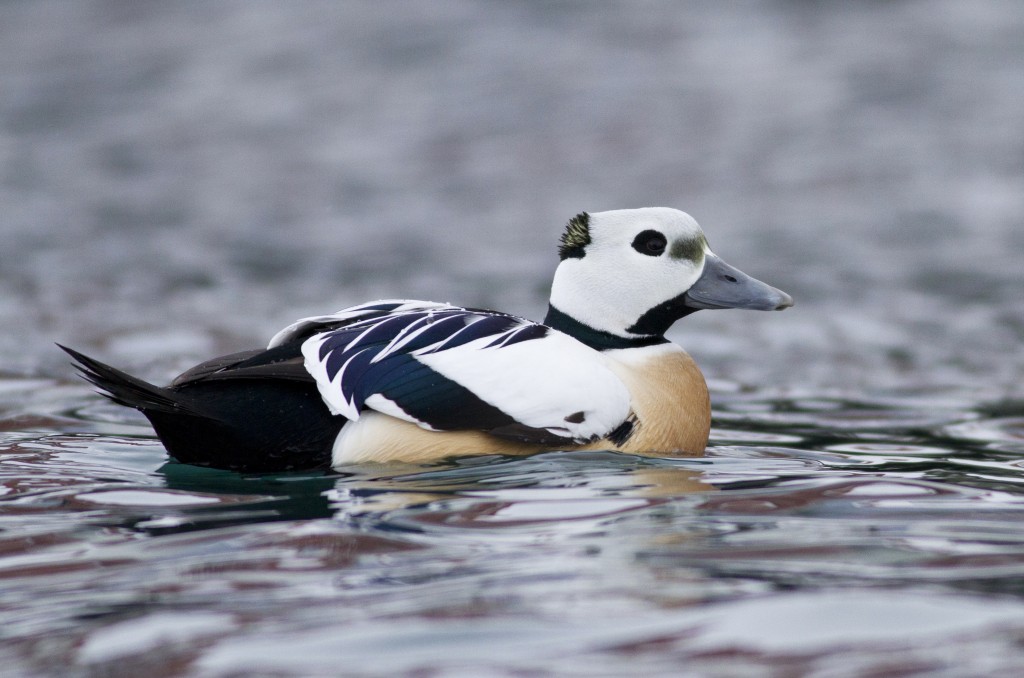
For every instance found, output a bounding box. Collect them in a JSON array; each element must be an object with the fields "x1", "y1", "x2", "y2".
[{"x1": 3, "y1": 2, "x2": 1024, "y2": 676}]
